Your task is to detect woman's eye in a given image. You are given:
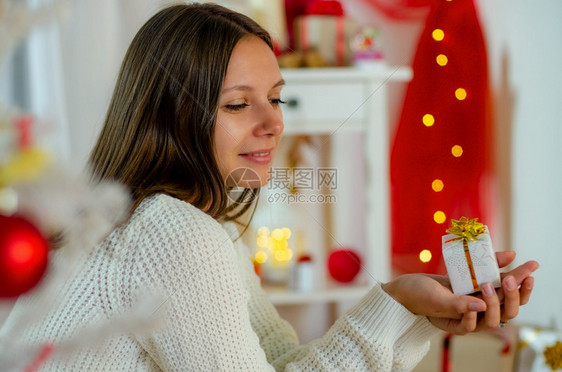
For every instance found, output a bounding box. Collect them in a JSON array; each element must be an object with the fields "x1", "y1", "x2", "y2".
[
  {"x1": 270, "y1": 98, "x2": 286, "y2": 106},
  {"x1": 225, "y1": 103, "x2": 249, "y2": 112}
]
